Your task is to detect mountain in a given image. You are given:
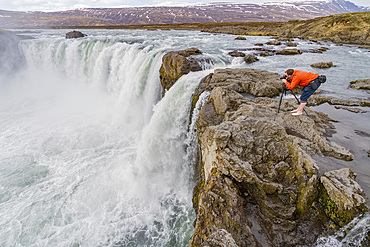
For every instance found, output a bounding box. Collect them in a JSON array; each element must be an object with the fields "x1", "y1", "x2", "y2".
[{"x1": 0, "y1": 0, "x2": 369, "y2": 28}]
